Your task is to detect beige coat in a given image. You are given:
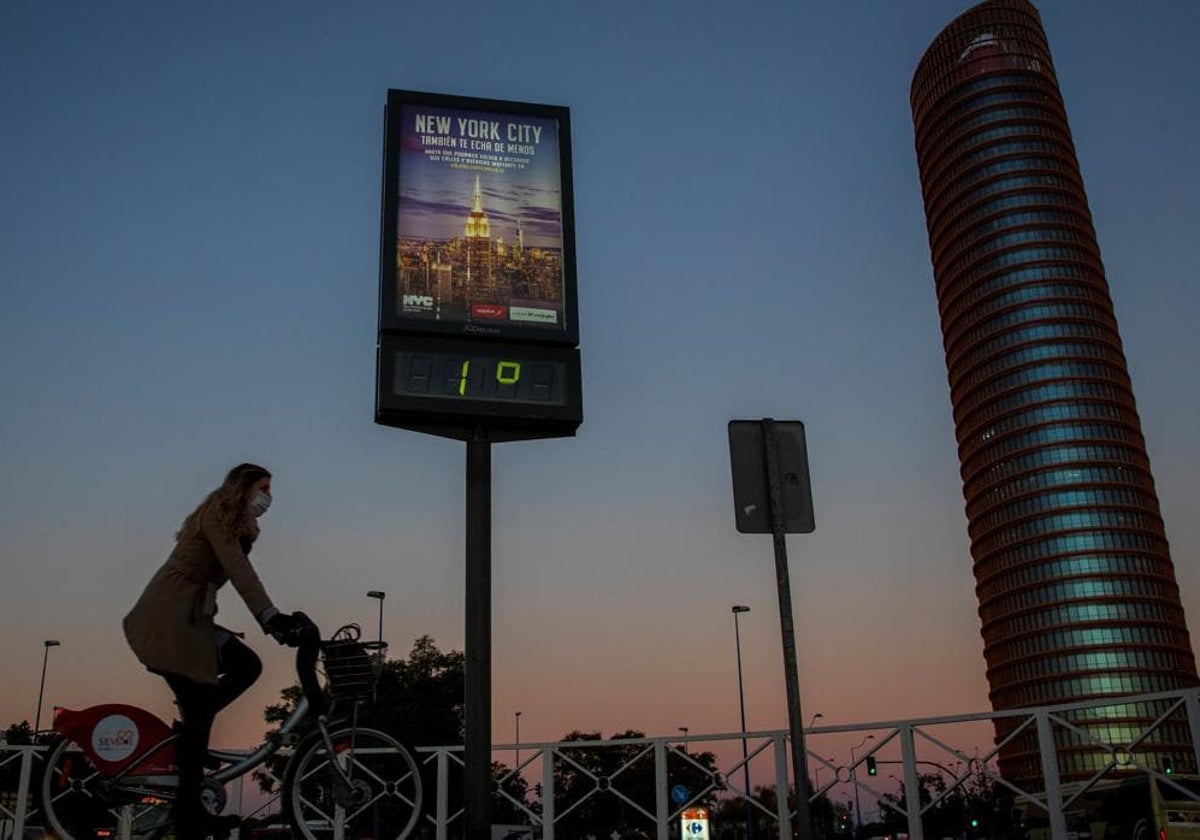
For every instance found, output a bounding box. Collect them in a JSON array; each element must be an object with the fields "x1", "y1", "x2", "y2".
[{"x1": 124, "y1": 509, "x2": 275, "y2": 684}]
